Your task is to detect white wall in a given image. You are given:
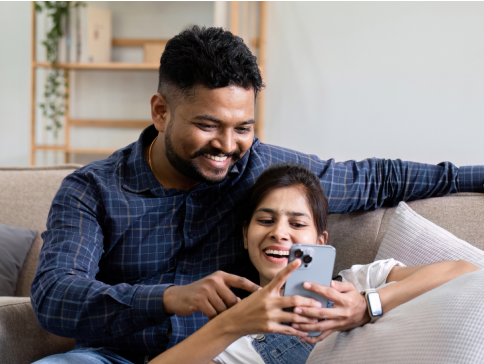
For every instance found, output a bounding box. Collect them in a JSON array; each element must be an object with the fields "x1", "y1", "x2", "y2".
[
  {"x1": 2, "y1": 2, "x2": 484, "y2": 167},
  {"x1": 264, "y1": 2, "x2": 484, "y2": 166},
  {"x1": 0, "y1": 2, "x2": 31, "y2": 166}
]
